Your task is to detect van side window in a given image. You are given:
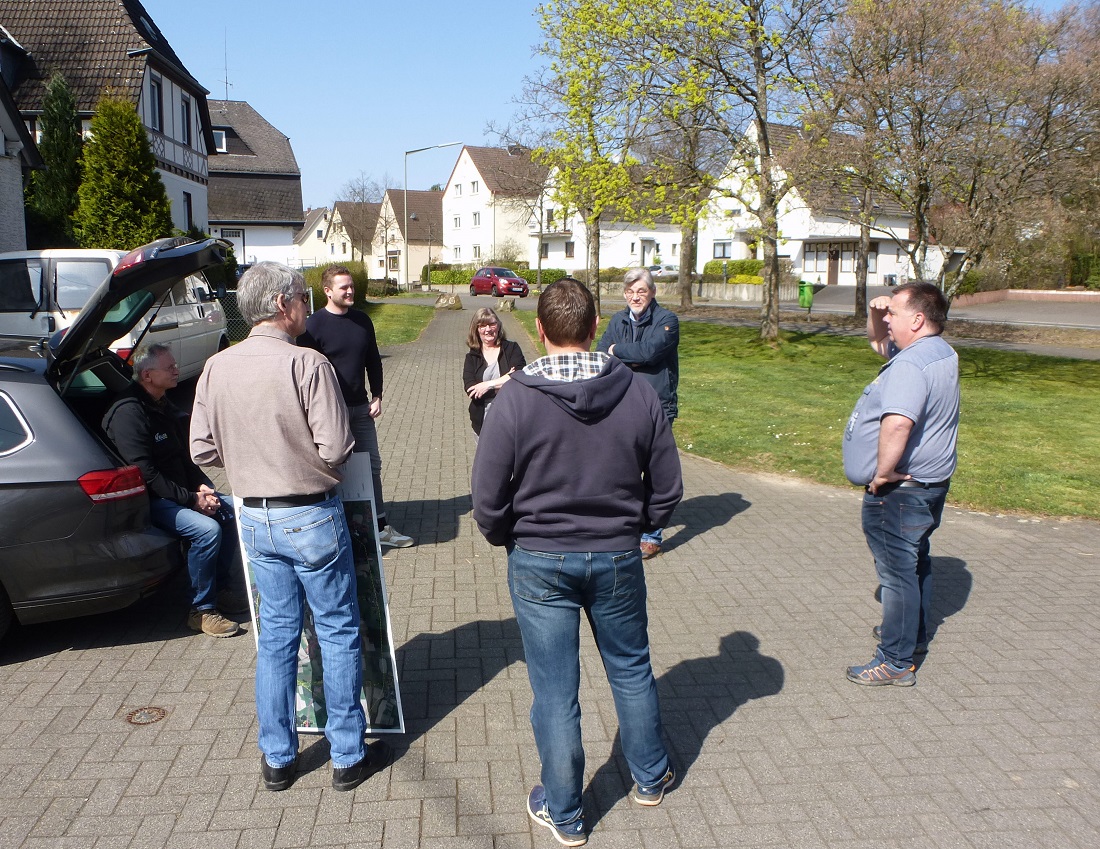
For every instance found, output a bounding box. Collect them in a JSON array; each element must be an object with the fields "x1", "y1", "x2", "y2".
[
  {"x1": 0, "y1": 261, "x2": 42, "y2": 311},
  {"x1": 56, "y1": 260, "x2": 114, "y2": 311}
]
